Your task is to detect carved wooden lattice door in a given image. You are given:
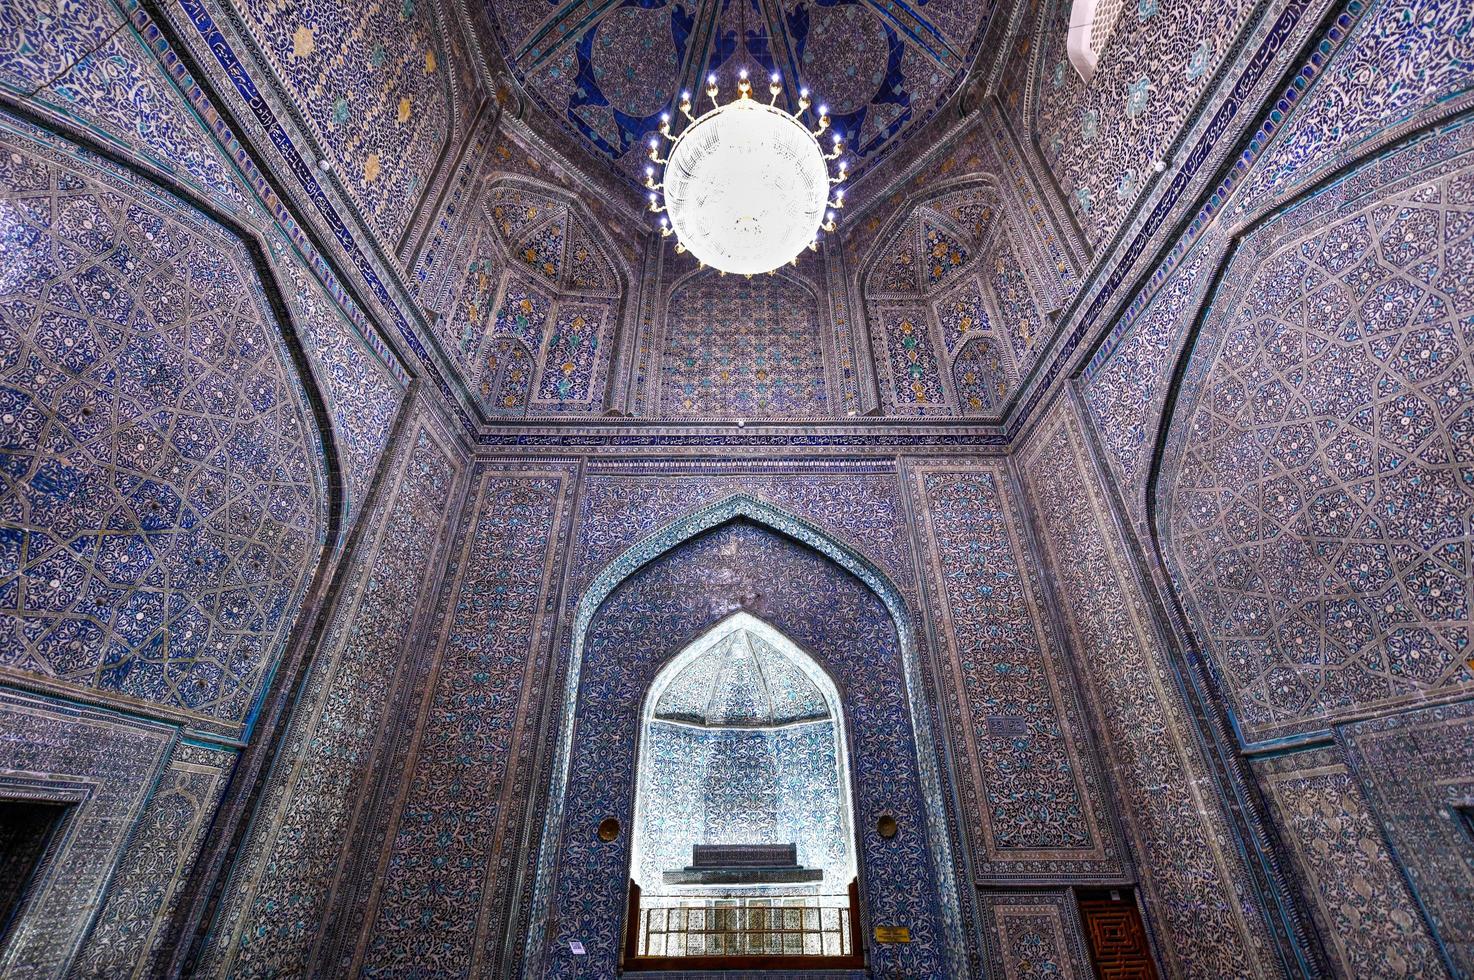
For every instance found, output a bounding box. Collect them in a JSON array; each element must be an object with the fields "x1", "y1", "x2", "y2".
[{"x1": 1076, "y1": 889, "x2": 1158, "y2": 980}]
